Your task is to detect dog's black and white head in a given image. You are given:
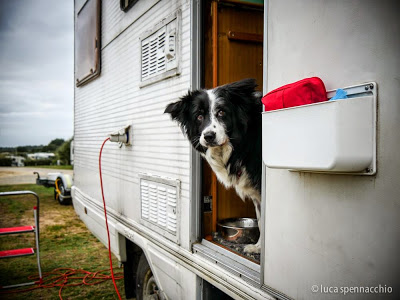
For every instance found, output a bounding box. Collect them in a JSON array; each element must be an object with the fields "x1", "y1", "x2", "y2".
[{"x1": 164, "y1": 78, "x2": 261, "y2": 153}]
